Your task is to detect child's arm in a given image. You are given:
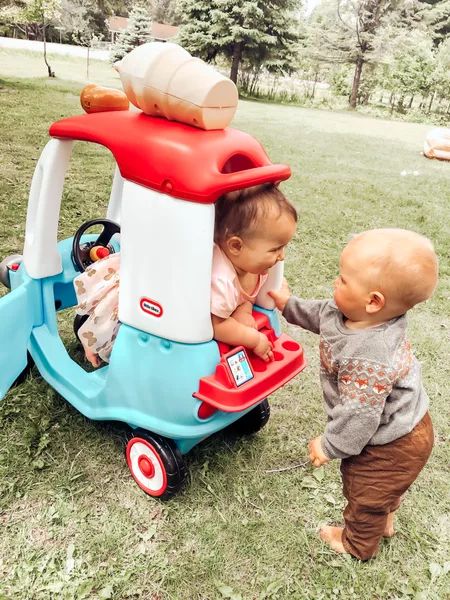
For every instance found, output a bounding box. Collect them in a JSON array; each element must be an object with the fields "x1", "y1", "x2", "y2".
[
  {"x1": 231, "y1": 301, "x2": 257, "y2": 329},
  {"x1": 212, "y1": 314, "x2": 273, "y2": 362},
  {"x1": 269, "y1": 278, "x2": 329, "y2": 334}
]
